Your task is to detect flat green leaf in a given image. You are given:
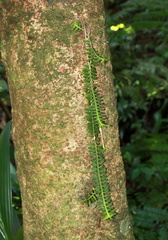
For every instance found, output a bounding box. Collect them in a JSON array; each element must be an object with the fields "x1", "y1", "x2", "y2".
[
  {"x1": 0, "y1": 217, "x2": 8, "y2": 240},
  {"x1": 0, "y1": 121, "x2": 12, "y2": 239},
  {"x1": 0, "y1": 121, "x2": 20, "y2": 239},
  {"x1": 13, "y1": 226, "x2": 23, "y2": 240}
]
